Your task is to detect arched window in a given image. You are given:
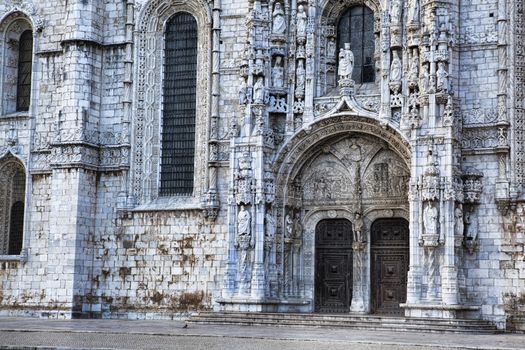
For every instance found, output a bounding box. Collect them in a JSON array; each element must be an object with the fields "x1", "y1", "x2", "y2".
[
  {"x1": 0, "y1": 14, "x2": 34, "y2": 115},
  {"x1": 159, "y1": 12, "x2": 198, "y2": 196},
  {"x1": 337, "y1": 6, "x2": 375, "y2": 83},
  {"x1": 0, "y1": 157, "x2": 26, "y2": 255},
  {"x1": 16, "y1": 30, "x2": 33, "y2": 112}
]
